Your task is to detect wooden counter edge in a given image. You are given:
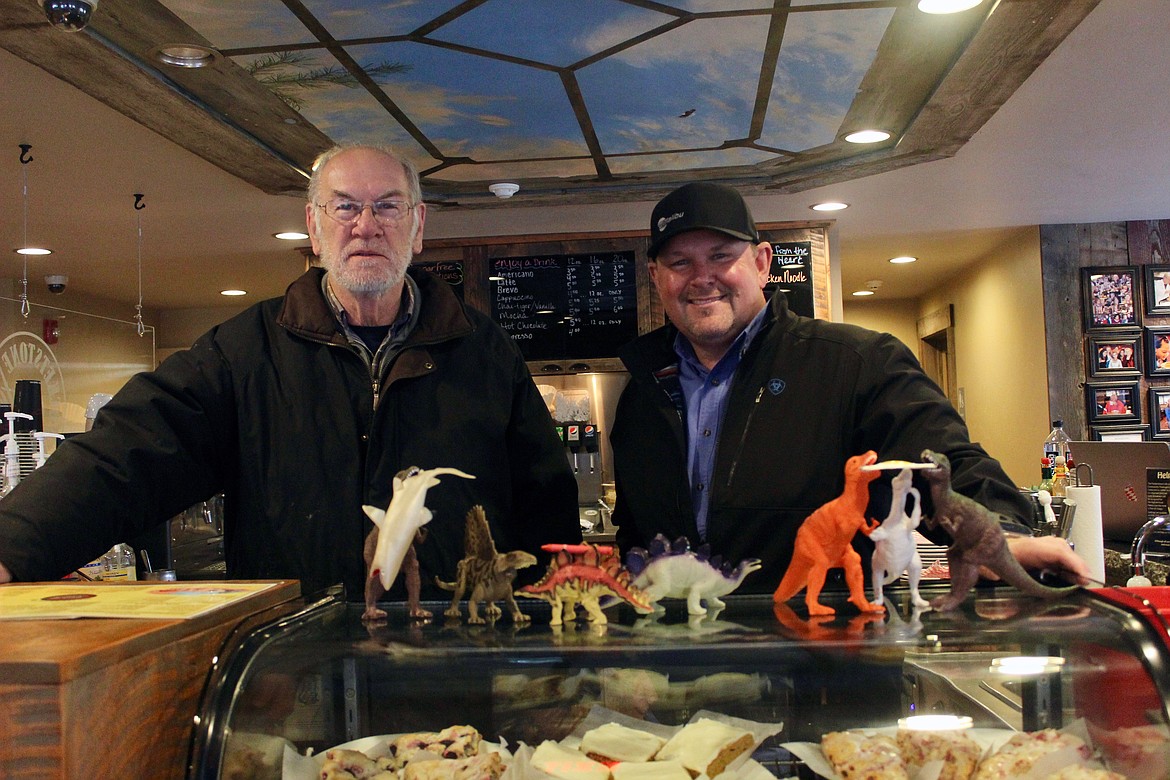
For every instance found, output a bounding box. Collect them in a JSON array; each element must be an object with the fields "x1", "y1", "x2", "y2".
[{"x1": 0, "y1": 580, "x2": 302, "y2": 685}]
